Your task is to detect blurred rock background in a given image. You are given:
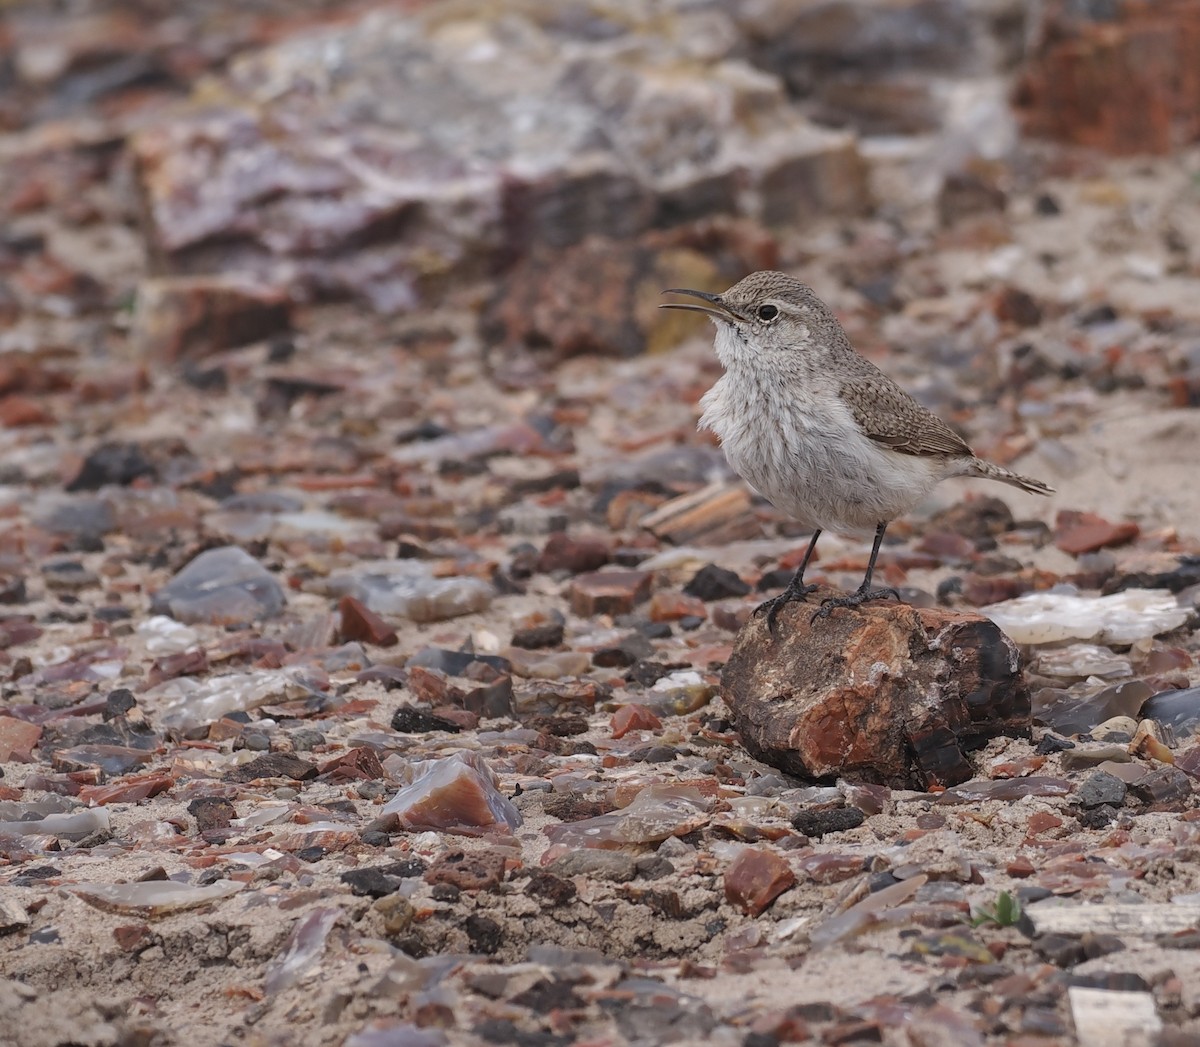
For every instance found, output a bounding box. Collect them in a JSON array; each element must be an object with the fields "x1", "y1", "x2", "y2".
[
  {"x1": 2, "y1": 0, "x2": 1198, "y2": 352},
  {"x1": 2, "y1": 0, "x2": 1200, "y2": 531}
]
